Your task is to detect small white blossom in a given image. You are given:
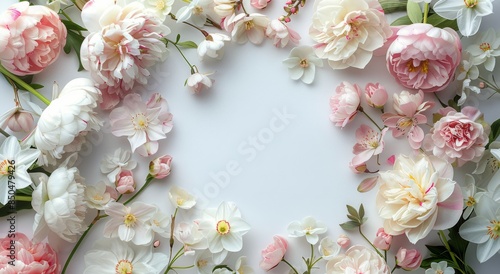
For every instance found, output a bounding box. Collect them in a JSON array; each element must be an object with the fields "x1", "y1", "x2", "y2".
[
  {"x1": 100, "y1": 148, "x2": 137, "y2": 184},
  {"x1": 466, "y1": 28, "x2": 500, "y2": 71},
  {"x1": 283, "y1": 46, "x2": 323, "y2": 84},
  {"x1": 433, "y1": 0, "x2": 494, "y2": 36},
  {"x1": 287, "y1": 216, "x2": 327, "y2": 245},
  {"x1": 198, "y1": 33, "x2": 230, "y2": 60}
]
